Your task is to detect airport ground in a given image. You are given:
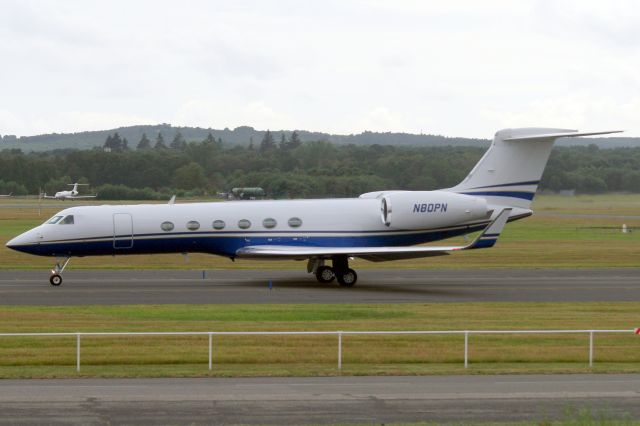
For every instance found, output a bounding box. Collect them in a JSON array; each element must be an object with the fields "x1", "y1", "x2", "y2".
[
  {"x1": 2, "y1": 375, "x2": 640, "y2": 425},
  {"x1": 1, "y1": 273, "x2": 640, "y2": 379},
  {"x1": 1, "y1": 195, "x2": 639, "y2": 424}
]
